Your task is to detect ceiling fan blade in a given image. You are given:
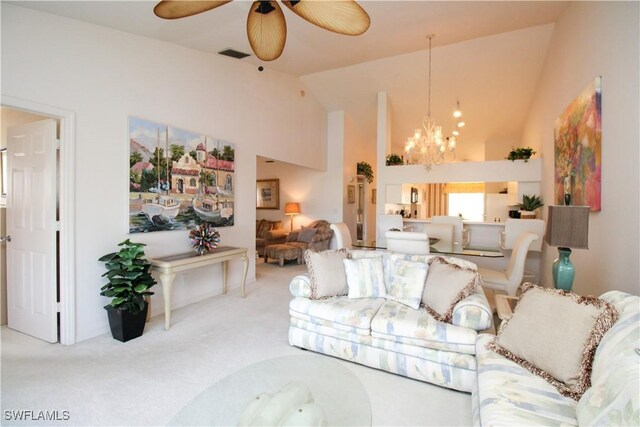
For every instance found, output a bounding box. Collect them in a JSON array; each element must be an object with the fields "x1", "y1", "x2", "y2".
[
  {"x1": 282, "y1": 0, "x2": 370, "y2": 36},
  {"x1": 247, "y1": 1, "x2": 287, "y2": 61},
  {"x1": 154, "y1": 0, "x2": 232, "y2": 20}
]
